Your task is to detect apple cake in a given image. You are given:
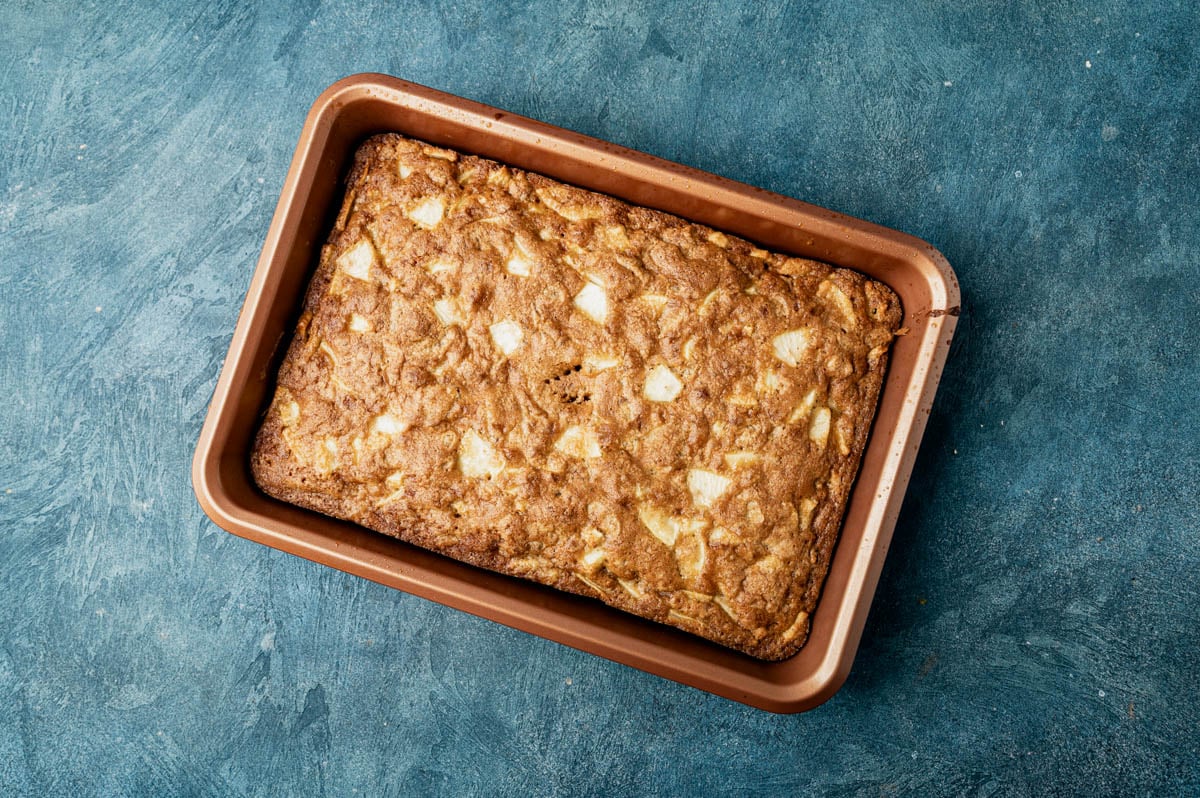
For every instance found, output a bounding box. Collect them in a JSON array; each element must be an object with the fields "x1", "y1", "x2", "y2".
[{"x1": 250, "y1": 133, "x2": 902, "y2": 660}]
